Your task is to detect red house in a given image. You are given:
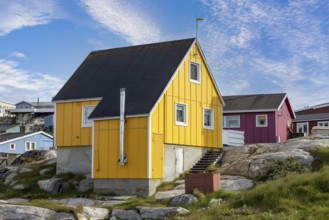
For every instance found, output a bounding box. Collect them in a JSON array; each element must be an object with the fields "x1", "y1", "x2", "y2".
[
  {"x1": 223, "y1": 93, "x2": 295, "y2": 144},
  {"x1": 293, "y1": 103, "x2": 329, "y2": 135}
]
